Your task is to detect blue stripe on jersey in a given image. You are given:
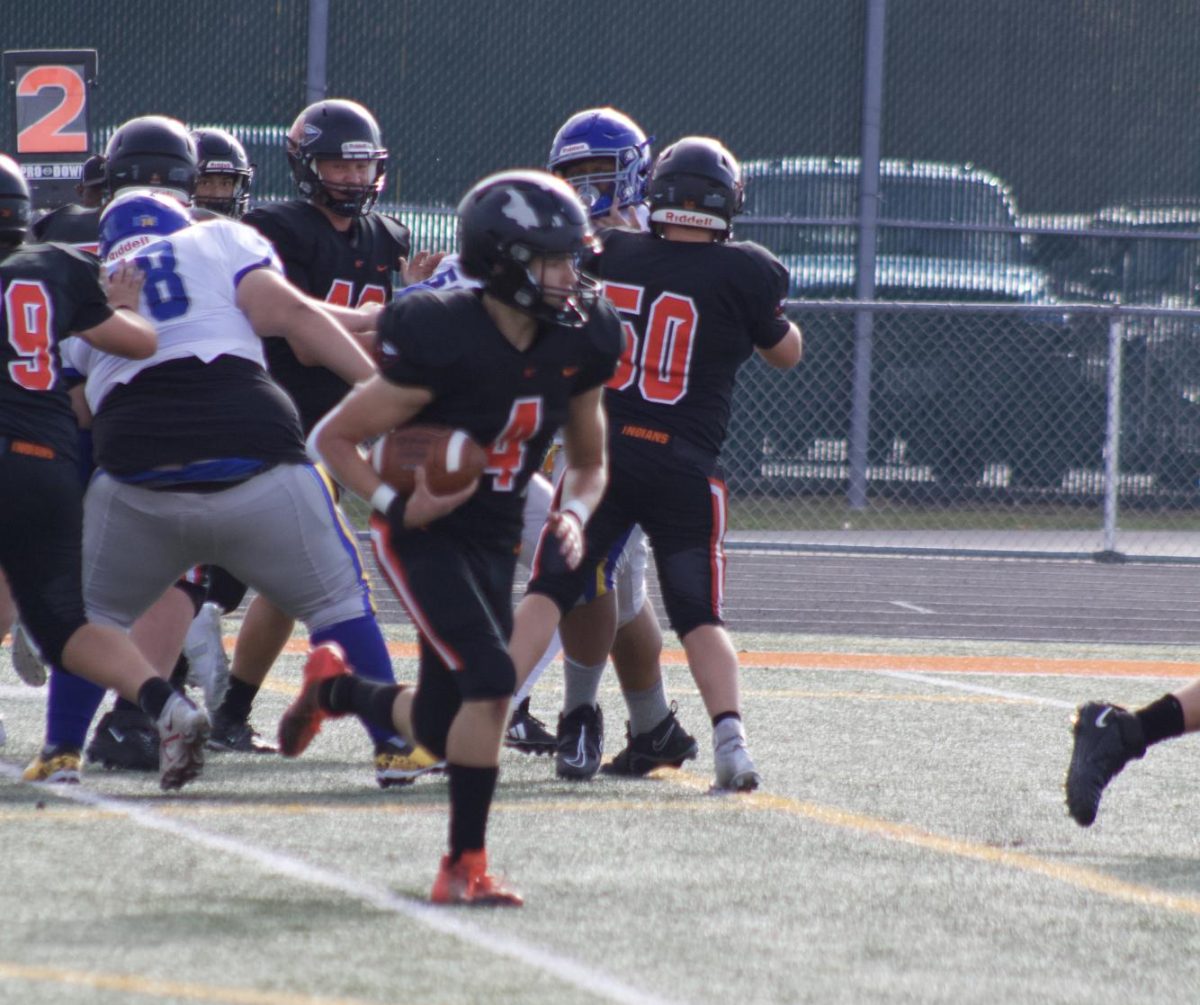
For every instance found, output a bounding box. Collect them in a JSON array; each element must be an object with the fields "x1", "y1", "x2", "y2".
[{"x1": 233, "y1": 259, "x2": 273, "y2": 287}]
